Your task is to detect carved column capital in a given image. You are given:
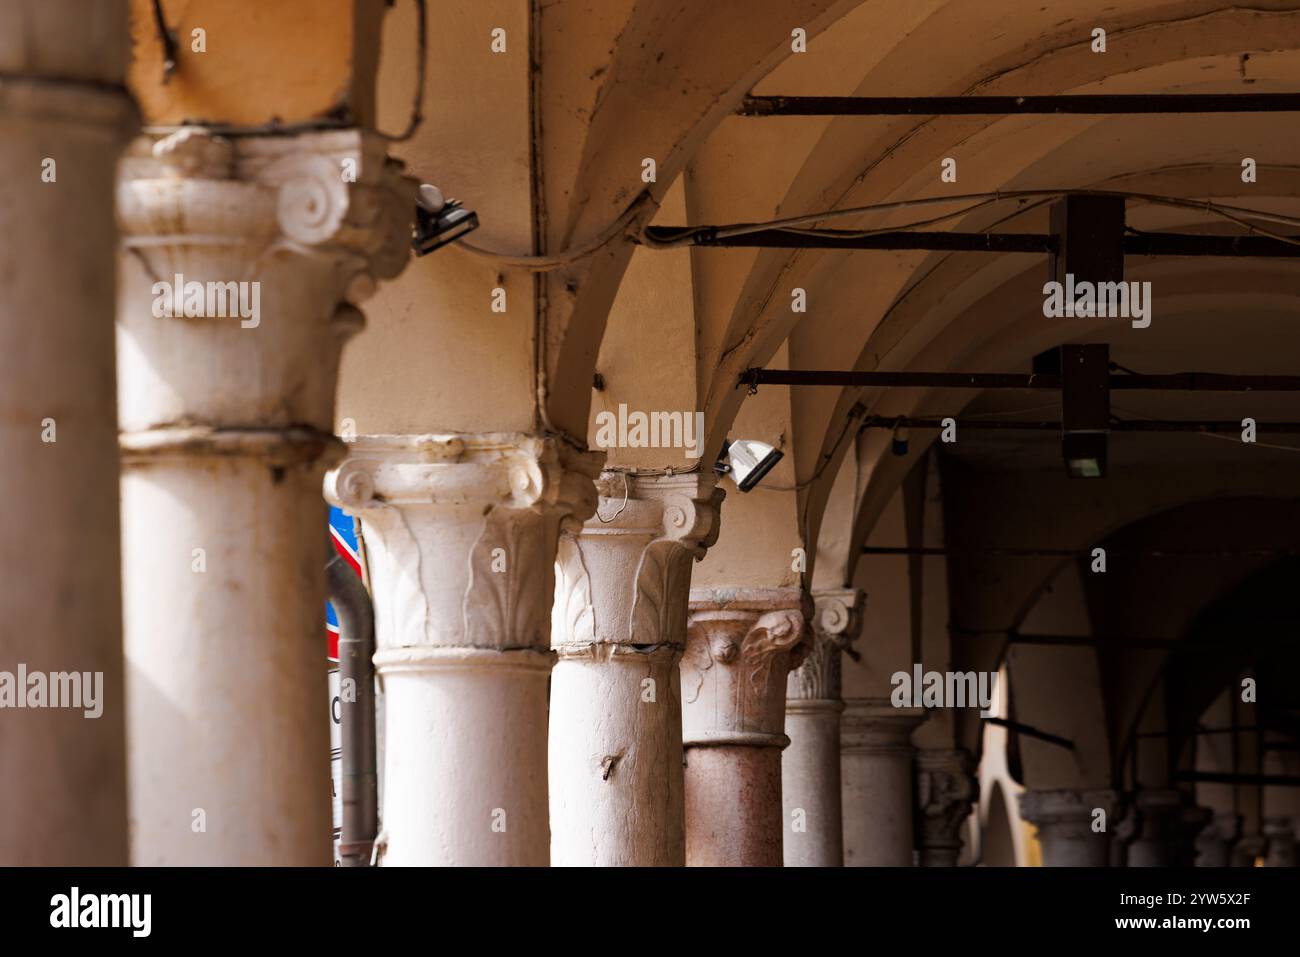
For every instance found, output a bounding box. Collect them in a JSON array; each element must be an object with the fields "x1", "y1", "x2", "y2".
[
  {"x1": 682, "y1": 588, "x2": 810, "y2": 747},
  {"x1": 787, "y1": 587, "x2": 865, "y2": 706},
  {"x1": 116, "y1": 128, "x2": 417, "y2": 461},
  {"x1": 550, "y1": 471, "x2": 723, "y2": 866},
  {"x1": 915, "y1": 748, "x2": 978, "y2": 863},
  {"x1": 327, "y1": 433, "x2": 604, "y2": 656},
  {"x1": 552, "y1": 471, "x2": 724, "y2": 656},
  {"x1": 118, "y1": 127, "x2": 414, "y2": 289}
]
